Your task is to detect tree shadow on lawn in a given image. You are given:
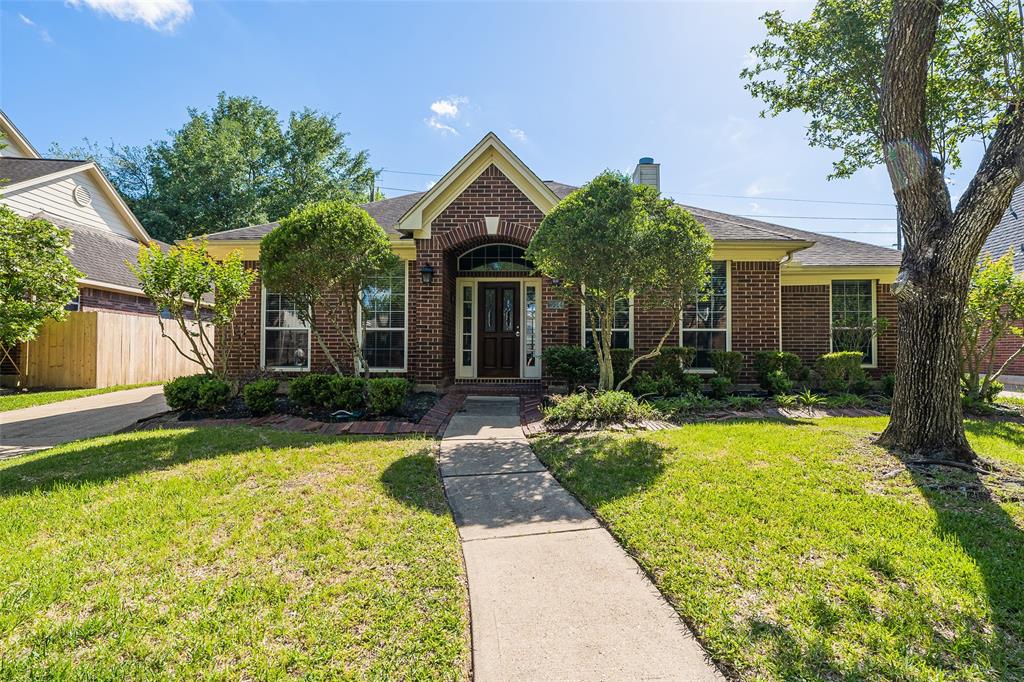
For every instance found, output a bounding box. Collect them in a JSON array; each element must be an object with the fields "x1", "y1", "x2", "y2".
[
  {"x1": 0, "y1": 427, "x2": 398, "y2": 499},
  {"x1": 380, "y1": 453, "x2": 450, "y2": 516}
]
